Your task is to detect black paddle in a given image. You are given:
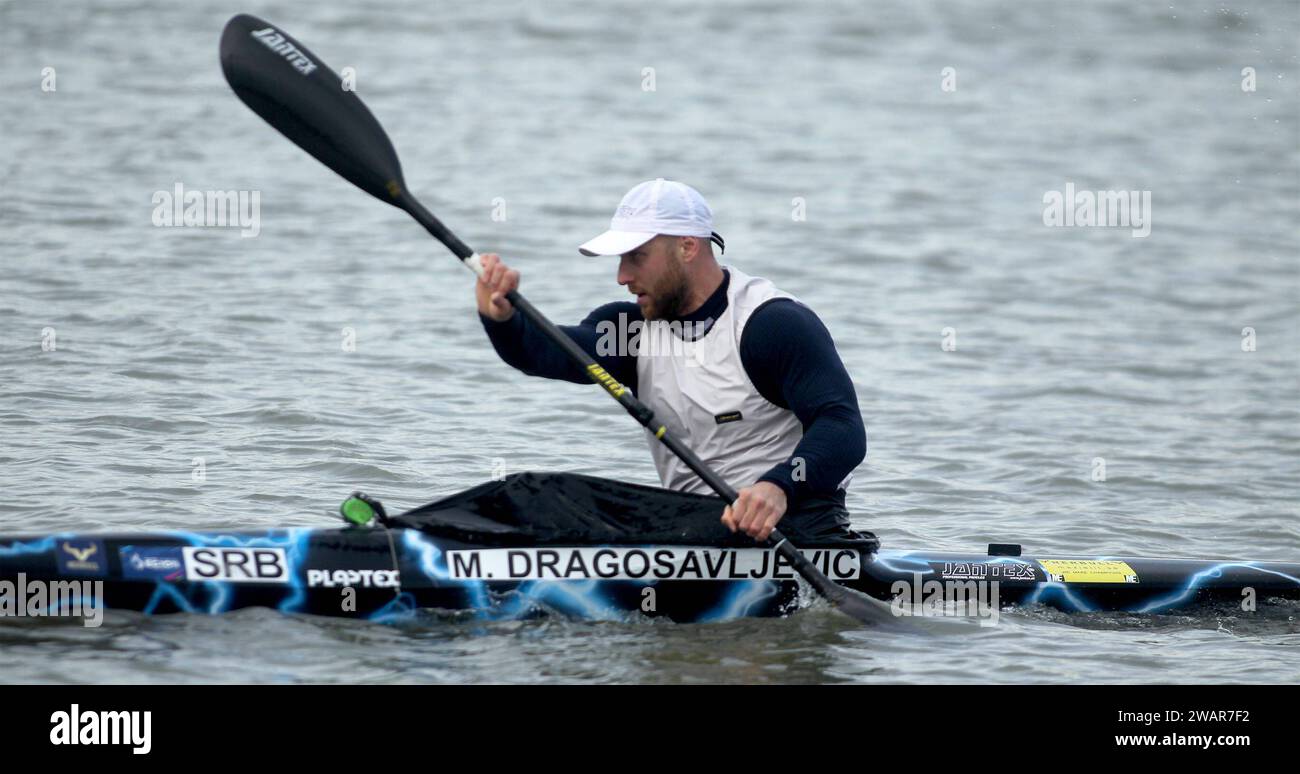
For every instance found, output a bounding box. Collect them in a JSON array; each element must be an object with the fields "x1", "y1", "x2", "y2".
[{"x1": 218, "y1": 13, "x2": 894, "y2": 625}]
